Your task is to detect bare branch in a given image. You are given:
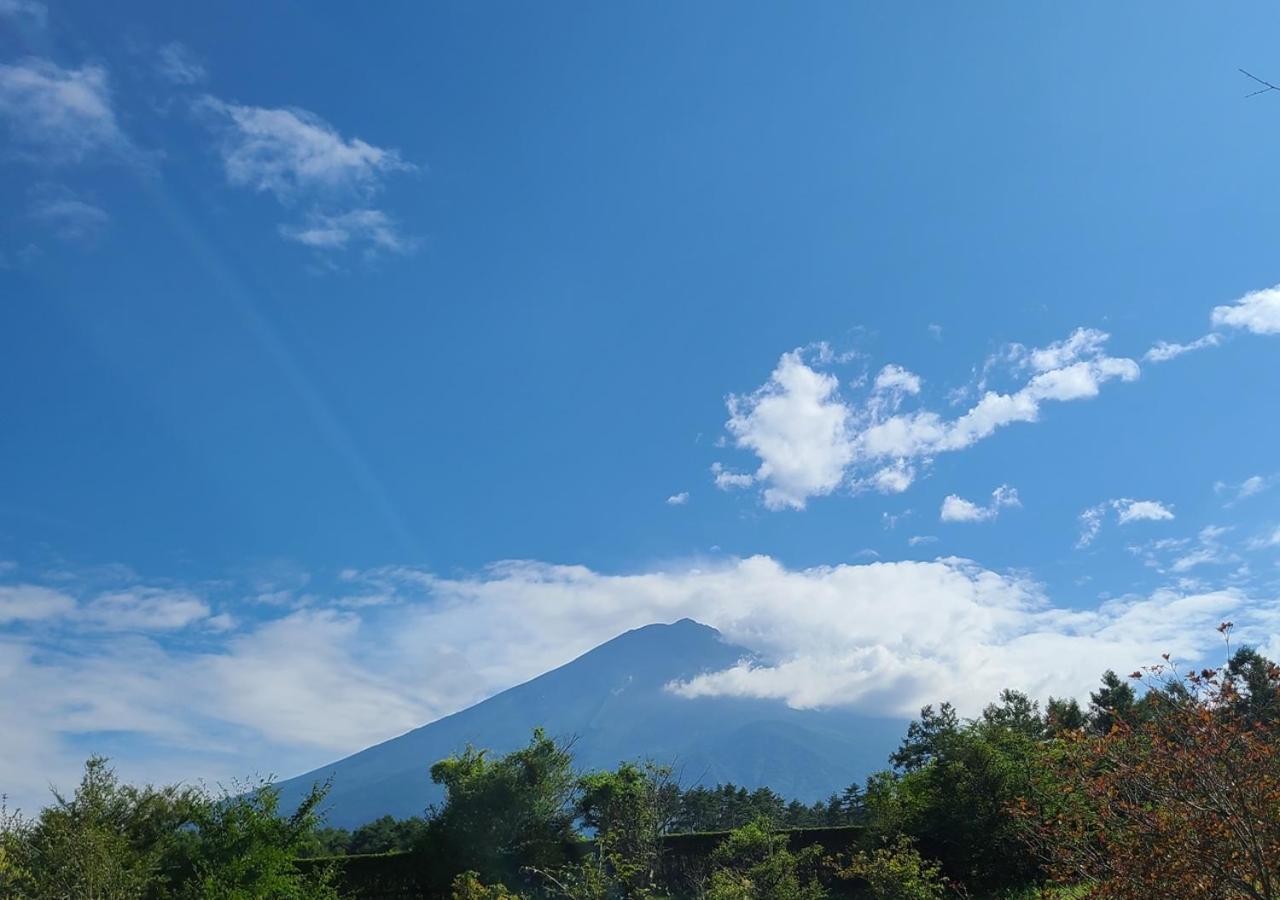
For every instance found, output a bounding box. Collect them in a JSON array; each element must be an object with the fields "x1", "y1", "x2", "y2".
[{"x1": 1240, "y1": 69, "x2": 1280, "y2": 98}]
